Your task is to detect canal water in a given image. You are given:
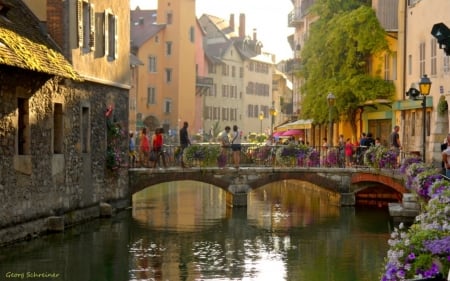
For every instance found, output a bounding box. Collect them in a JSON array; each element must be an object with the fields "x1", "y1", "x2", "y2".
[{"x1": 0, "y1": 180, "x2": 391, "y2": 281}]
